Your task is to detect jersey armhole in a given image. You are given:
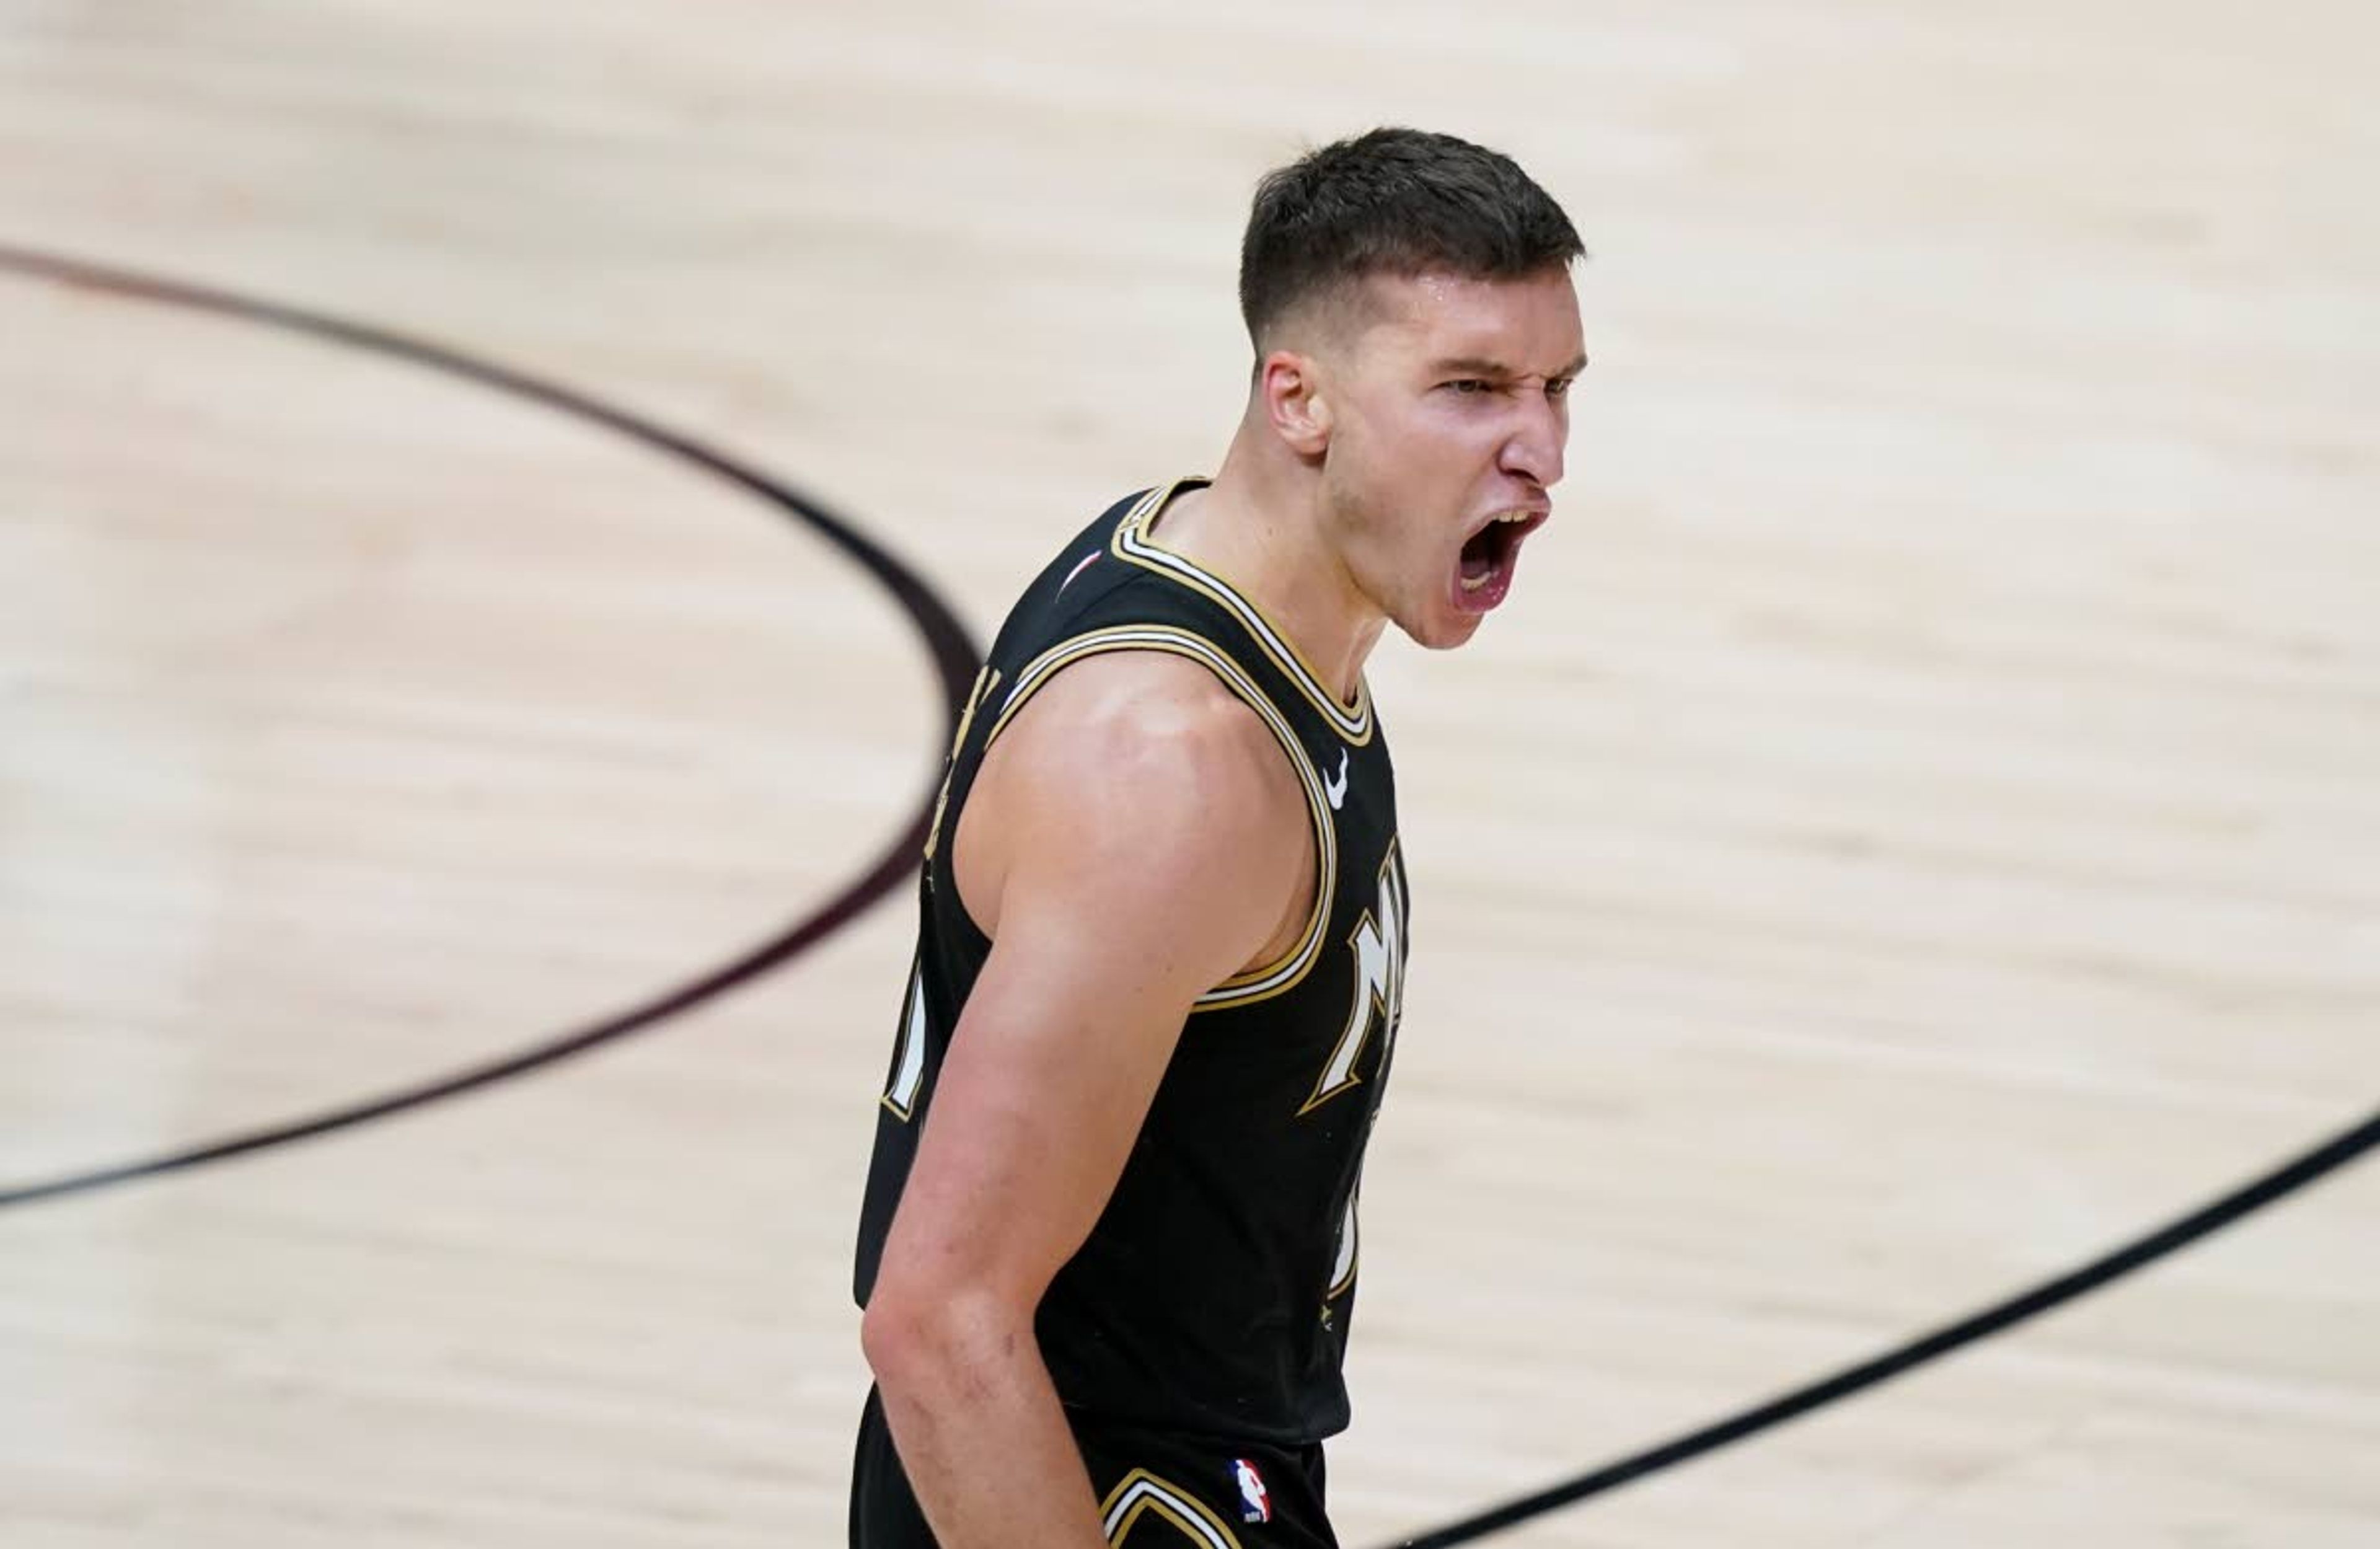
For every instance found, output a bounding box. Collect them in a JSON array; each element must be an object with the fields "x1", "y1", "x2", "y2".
[{"x1": 979, "y1": 624, "x2": 1336, "y2": 1013}]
